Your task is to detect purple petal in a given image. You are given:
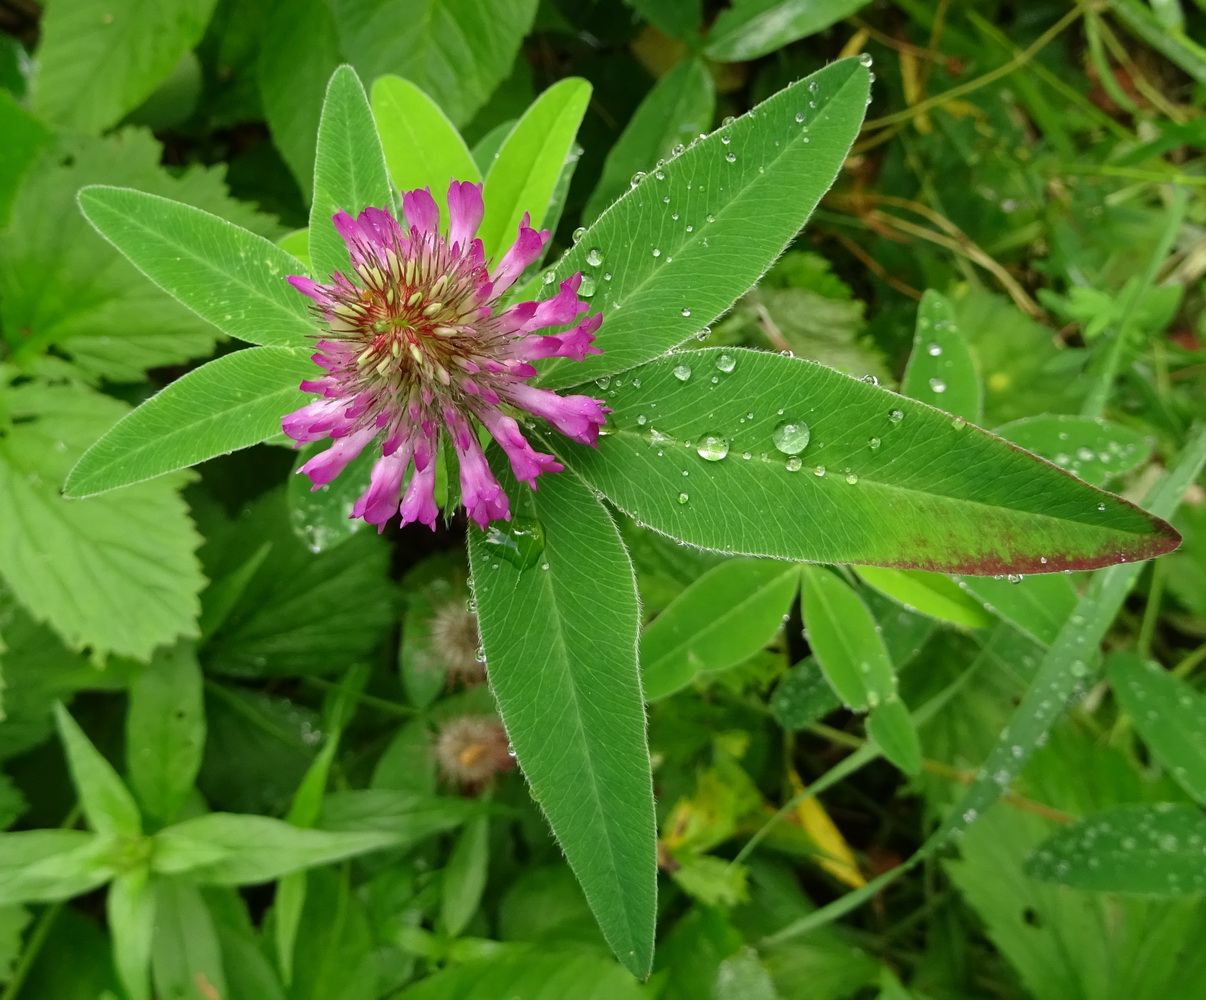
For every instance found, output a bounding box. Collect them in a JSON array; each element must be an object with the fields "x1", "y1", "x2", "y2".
[
  {"x1": 352, "y1": 447, "x2": 411, "y2": 526},
  {"x1": 447, "y1": 181, "x2": 485, "y2": 252},
  {"x1": 504, "y1": 384, "x2": 608, "y2": 445},
  {"x1": 402, "y1": 187, "x2": 440, "y2": 236},
  {"x1": 477, "y1": 407, "x2": 563, "y2": 486},
  {"x1": 298, "y1": 427, "x2": 377, "y2": 486},
  {"x1": 399, "y1": 457, "x2": 439, "y2": 529},
  {"x1": 491, "y1": 214, "x2": 549, "y2": 296}
]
